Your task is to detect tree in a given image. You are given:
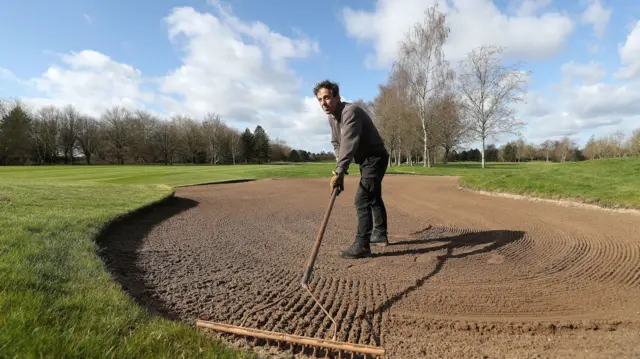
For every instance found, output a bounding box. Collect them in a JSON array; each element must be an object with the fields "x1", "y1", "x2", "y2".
[
  {"x1": 629, "y1": 128, "x2": 640, "y2": 156},
  {"x1": 485, "y1": 144, "x2": 499, "y2": 162},
  {"x1": 397, "y1": 4, "x2": 451, "y2": 168},
  {"x1": 288, "y1": 149, "x2": 300, "y2": 162},
  {"x1": 434, "y1": 93, "x2": 466, "y2": 164},
  {"x1": 60, "y1": 105, "x2": 80, "y2": 164},
  {"x1": 457, "y1": 45, "x2": 528, "y2": 168},
  {"x1": 101, "y1": 106, "x2": 131, "y2": 164},
  {"x1": 502, "y1": 141, "x2": 517, "y2": 162},
  {"x1": 240, "y1": 128, "x2": 254, "y2": 163},
  {"x1": 155, "y1": 119, "x2": 180, "y2": 165},
  {"x1": 75, "y1": 115, "x2": 99, "y2": 164},
  {"x1": 555, "y1": 136, "x2": 577, "y2": 163},
  {"x1": 269, "y1": 138, "x2": 291, "y2": 162},
  {"x1": 130, "y1": 110, "x2": 159, "y2": 164},
  {"x1": 175, "y1": 115, "x2": 204, "y2": 164},
  {"x1": 523, "y1": 143, "x2": 538, "y2": 161},
  {"x1": 202, "y1": 113, "x2": 224, "y2": 164},
  {"x1": 0, "y1": 101, "x2": 33, "y2": 165},
  {"x1": 253, "y1": 125, "x2": 270, "y2": 163},
  {"x1": 373, "y1": 65, "x2": 416, "y2": 167},
  {"x1": 32, "y1": 105, "x2": 61, "y2": 164},
  {"x1": 228, "y1": 129, "x2": 242, "y2": 165},
  {"x1": 540, "y1": 139, "x2": 554, "y2": 162}
]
